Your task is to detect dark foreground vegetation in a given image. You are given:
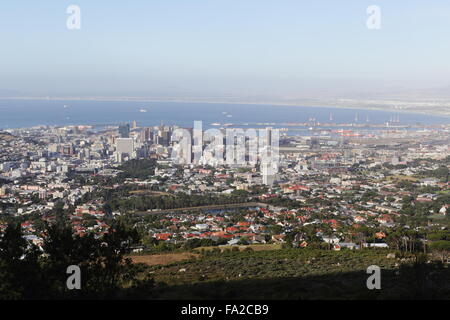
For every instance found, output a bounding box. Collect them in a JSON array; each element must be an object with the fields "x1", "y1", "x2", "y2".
[
  {"x1": 142, "y1": 248, "x2": 450, "y2": 300},
  {"x1": 0, "y1": 222, "x2": 143, "y2": 299},
  {"x1": 0, "y1": 222, "x2": 449, "y2": 300}
]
